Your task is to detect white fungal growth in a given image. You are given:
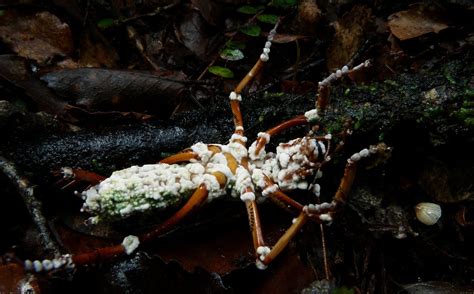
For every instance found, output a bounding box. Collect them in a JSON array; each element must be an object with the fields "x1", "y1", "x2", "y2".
[
  {"x1": 81, "y1": 163, "x2": 211, "y2": 222},
  {"x1": 350, "y1": 148, "x2": 372, "y2": 162},
  {"x1": 25, "y1": 254, "x2": 75, "y2": 273},
  {"x1": 191, "y1": 142, "x2": 213, "y2": 164},
  {"x1": 240, "y1": 191, "x2": 256, "y2": 202},
  {"x1": 230, "y1": 133, "x2": 248, "y2": 143},
  {"x1": 229, "y1": 91, "x2": 242, "y2": 101},
  {"x1": 318, "y1": 61, "x2": 369, "y2": 87},
  {"x1": 256, "y1": 260, "x2": 268, "y2": 270},
  {"x1": 311, "y1": 183, "x2": 321, "y2": 197},
  {"x1": 223, "y1": 142, "x2": 248, "y2": 162},
  {"x1": 122, "y1": 235, "x2": 140, "y2": 255},
  {"x1": 249, "y1": 141, "x2": 266, "y2": 161},
  {"x1": 234, "y1": 166, "x2": 254, "y2": 196},
  {"x1": 278, "y1": 152, "x2": 290, "y2": 168},
  {"x1": 42, "y1": 260, "x2": 53, "y2": 271},
  {"x1": 257, "y1": 132, "x2": 271, "y2": 143},
  {"x1": 262, "y1": 184, "x2": 278, "y2": 197},
  {"x1": 33, "y1": 260, "x2": 42, "y2": 272},
  {"x1": 61, "y1": 167, "x2": 74, "y2": 179},
  {"x1": 304, "y1": 109, "x2": 319, "y2": 122},
  {"x1": 260, "y1": 137, "x2": 324, "y2": 191},
  {"x1": 251, "y1": 169, "x2": 267, "y2": 190},
  {"x1": 255, "y1": 245, "x2": 271, "y2": 270},
  {"x1": 319, "y1": 214, "x2": 333, "y2": 223}
]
